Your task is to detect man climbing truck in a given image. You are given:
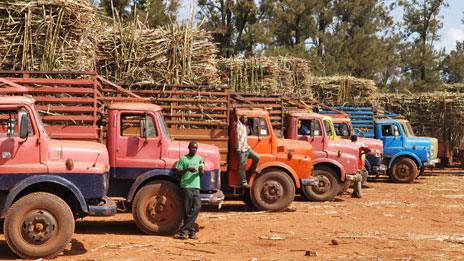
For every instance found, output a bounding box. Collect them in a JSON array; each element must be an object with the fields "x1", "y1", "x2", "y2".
[
  {"x1": 227, "y1": 108, "x2": 317, "y2": 210},
  {"x1": 0, "y1": 97, "x2": 116, "y2": 259}
]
